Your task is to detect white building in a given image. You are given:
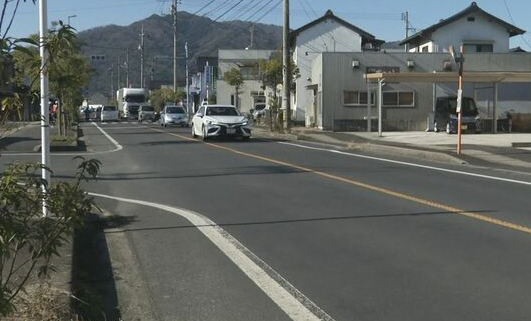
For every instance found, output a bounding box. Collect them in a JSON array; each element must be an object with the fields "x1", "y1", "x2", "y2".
[
  {"x1": 290, "y1": 10, "x2": 383, "y2": 126},
  {"x1": 217, "y1": 49, "x2": 277, "y2": 114},
  {"x1": 401, "y1": 2, "x2": 525, "y2": 53}
]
